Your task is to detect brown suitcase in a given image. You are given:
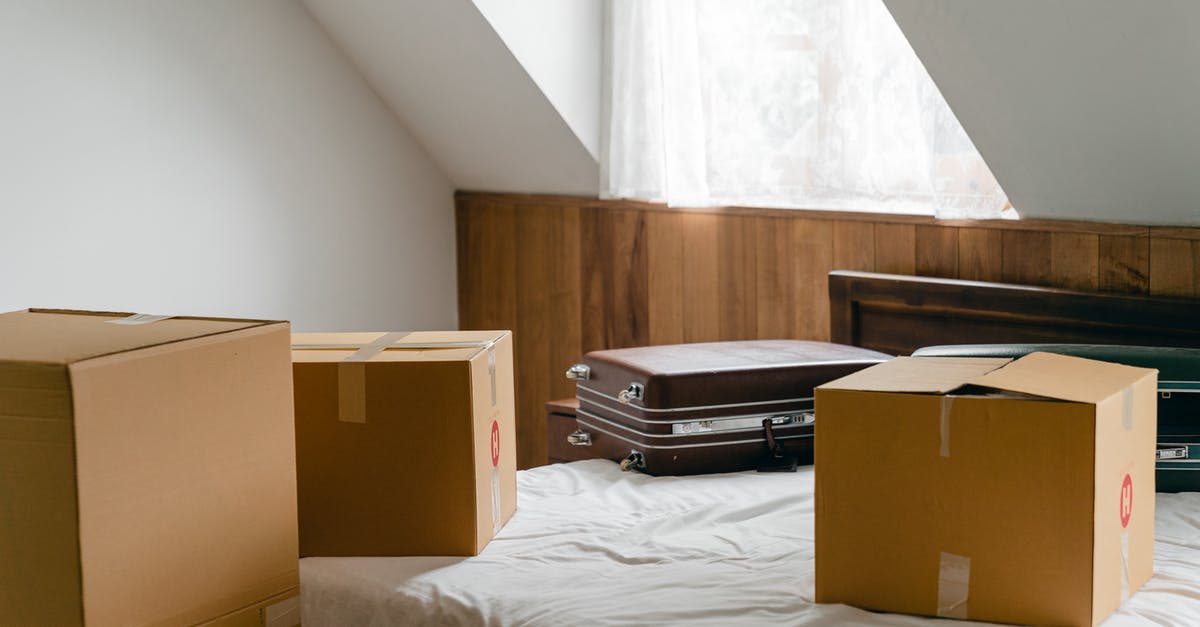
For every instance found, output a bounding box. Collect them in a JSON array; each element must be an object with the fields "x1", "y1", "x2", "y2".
[{"x1": 564, "y1": 340, "x2": 891, "y2": 475}]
